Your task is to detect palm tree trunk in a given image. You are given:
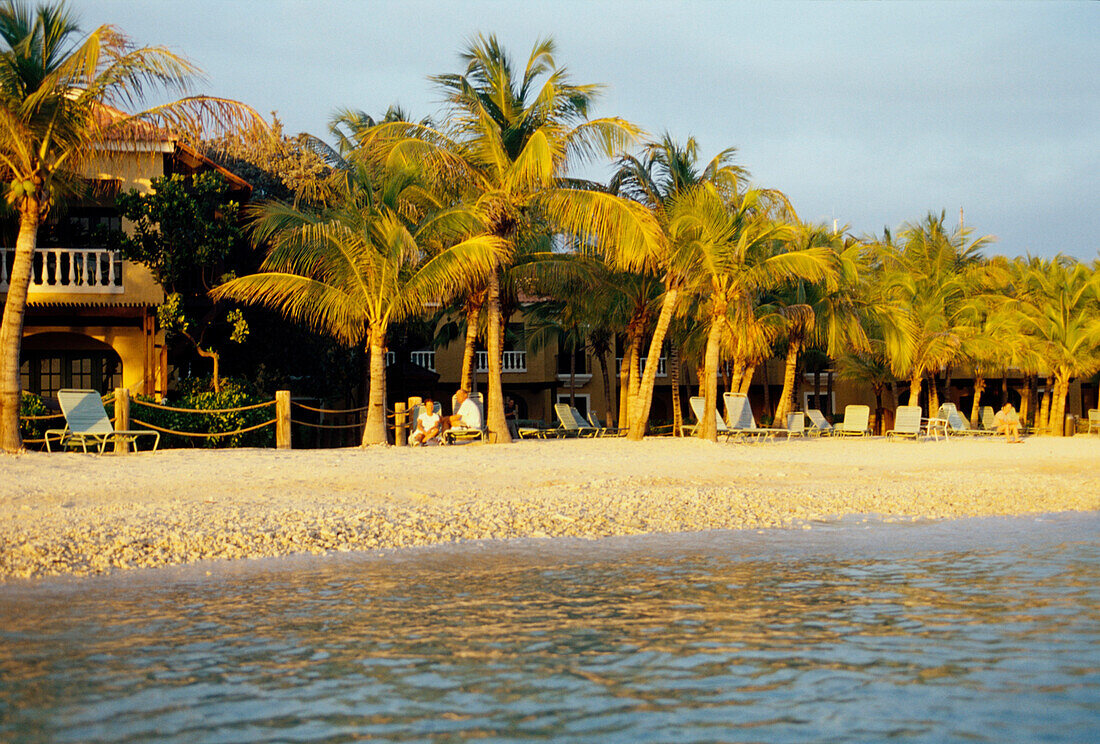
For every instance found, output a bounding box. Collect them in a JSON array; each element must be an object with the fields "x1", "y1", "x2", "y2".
[
  {"x1": 762, "y1": 357, "x2": 772, "y2": 418},
  {"x1": 485, "y1": 270, "x2": 511, "y2": 443},
  {"x1": 361, "y1": 324, "x2": 389, "y2": 446},
  {"x1": 628, "y1": 288, "x2": 679, "y2": 440},
  {"x1": 739, "y1": 365, "x2": 755, "y2": 395},
  {"x1": 459, "y1": 295, "x2": 483, "y2": 393},
  {"x1": 1021, "y1": 374, "x2": 1035, "y2": 428},
  {"x1": 970, "y1": 375, "x2": 986, "y2": 427},
  {"x1": 0, "y1": 203, "x2": 41, "y2": 452},
  {"x1": 618, "y1": 333, "x2": 633, "y2": 432},
  {"x1": 909, "y1": 372, "x2": 922, "y2": 413},
  {"x1": 699, "y1": 314, "x2": 724, "y2": 441},
  {"x1": 669, "y1": 341, "x2": 682, "y2": 436},
  {"x1": 598, "y1": 348, "x2": 615, "y2": 428},
  {"x1": 773, "y1": 341, "x2": 800, "y2": 425},
  {"x1": 1050, "y1": 369, "x2": 1070, "y2": 437},
  {"x1": 569, "y1": 343, "x2": 576, "y2": 407},
  {"x1": 928, "y1": 372, "x2": 940, "y2": 416},
  {"x1": 729, "y1": 359, "x2": 744, "y2": 395},
  {"x1": 1039, "y1": 375, "x2": 1053, "y2": 433}
]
